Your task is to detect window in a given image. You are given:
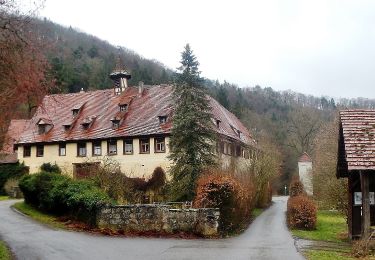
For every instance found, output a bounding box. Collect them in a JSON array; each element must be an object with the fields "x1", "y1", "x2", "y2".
[
  {"x1": 154, "y1": 137, "x2": 165, "y2": 153},
  {"x1": 123, "y1": 139, "x2": 133, "y2": 154},
  {"x1": 228, "y1": 143, "x2": 233, "y2": 156},
  {"x1": 77, "y1": 142, "x2": 87, "y2": 157},
  {"x1": 82, "y1": 123, "x2": 89, "y2": 130},
  {"x1": 63, "y1": 125, "x2": 71, "y2": 131},
  {"x1": 140, "y1": 138, "x2": 150, "y2": 154},
  {"x1": 59, "y1": 143, "x2": 66, "y2": 156},
  {"x1": 112, "y1": 120, "x2": 120, "y2": 129},
  {"x1": 119, "y1": 104, "x2": 128, "y2": 112},
  {"x1": 23, "y1": 145, "x2": 31, "y2": 157},
  {"x1": 92, "y1": 141, "x2": 102, "y2": 156},
  {"x1": 72, "y1": 109, "x2": 79, "y2": 117},
  {"x1": 216, "y1": 119, "x2": 221, "y2": 128},
  {"x1": 107, "y1": 140, "x2": 117, "y2": 155},
  {"x1": 36, "y1": 145, "x2": 44, "y2": 157},
  {"x1": 38, "y1": 124, "x2": 46, "y2": 134},
  {"x1": 158, "y1": 116, "x2": 167, "y2": 124}
]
